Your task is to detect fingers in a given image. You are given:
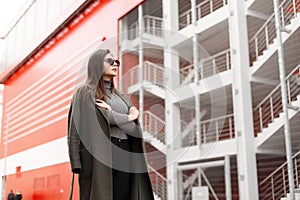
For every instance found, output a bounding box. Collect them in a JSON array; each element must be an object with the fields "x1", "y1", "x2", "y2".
[
  {"x1": 96, "y1": 103, "x2": 106, "y2": 108},
  {"x1": 96, "y1": 100, "x2": 111, "y2": 110},
  {"x1": 130, "y1": 106, "x2": 137, "y2": 110},
  {"x1": 95, "y1": 101, "x2": 107, "y2": 108},
  {"x1": 96, "y1": 99, "x2": 106, "y2": 106},
  {"x1": 129, "y1": 107, "x2": 139, "y2": 119}
]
